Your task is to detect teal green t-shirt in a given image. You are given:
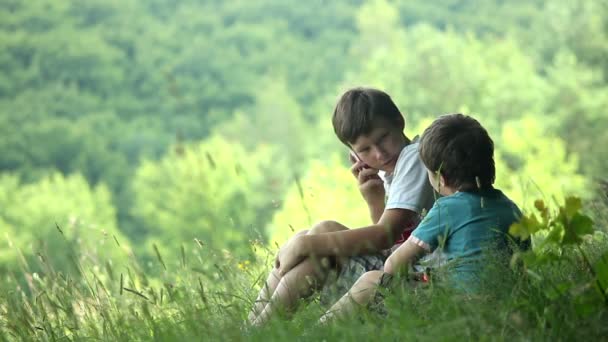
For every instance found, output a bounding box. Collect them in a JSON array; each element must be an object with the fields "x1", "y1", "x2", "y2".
[{"x1": 410, "y1": 188, "x2": 525, "y2": 290}]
